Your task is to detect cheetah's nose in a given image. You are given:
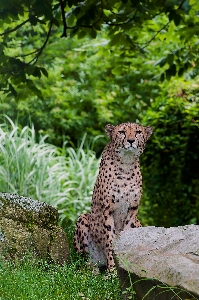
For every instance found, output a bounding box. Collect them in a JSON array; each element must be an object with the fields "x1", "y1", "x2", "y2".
[{"x1": 127, "y1": 139, "x2": 135, "y2": 146}]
